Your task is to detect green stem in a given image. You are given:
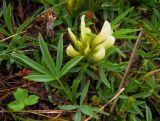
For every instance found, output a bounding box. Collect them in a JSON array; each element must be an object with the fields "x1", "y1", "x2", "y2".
[{"x1": 57, "y1": 78, "x2": 69, "y2": 98}]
